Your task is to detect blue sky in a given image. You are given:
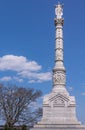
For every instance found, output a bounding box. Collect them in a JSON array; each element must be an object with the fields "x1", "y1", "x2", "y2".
[{"x1": 0, "y1": 0, "x2": 85, "y2": 124}]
